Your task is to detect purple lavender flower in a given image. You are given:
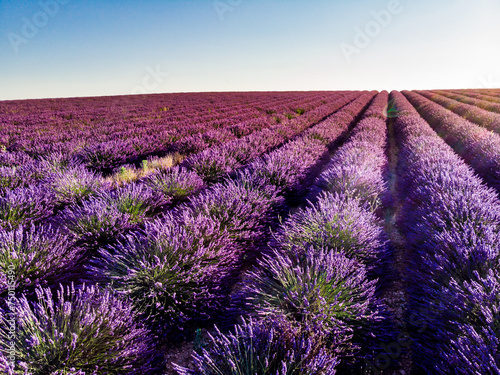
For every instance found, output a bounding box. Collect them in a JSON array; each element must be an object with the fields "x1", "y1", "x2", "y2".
[
  {"x1": 38, "y1": 151, "x2": 77, "y2": 172},
  {"x1": 238, "y1": 247, "x2": 379, "y2": 355},
  {"x1": 0, "y1": 186, "x2": 55, "y2": 229},
  {"x1": 59, "y1": 195, "x2": 133, "y2": 247},
  {"x1": 144, "y1": 166, "x2": 204, "y2": 203},
  {"x1": 317, "y1": 140, "x2": 387, "y2": 210},
  {"x1": 275, "y1": 192, "x2": 388, "y2": 266},
  {"x1": 107, "y1": 182, "x2": 167, "y2": 223},
  {"x1": 361, "y1": 90, "x2": 389, "y2": 120},
  {"x1": 75, "y1": 140, "x2": 136, "y2": 172},
  {"x1": 0, "y1": 160, "x2": 48, "y2": 189},
  {"x1": 174, "y1": 316, "x2": 340, "y2": 375},
  {"x1": 436, "y1": 270, "x2": 500, "y2": 373},
  {"x1": 184, "y1": 146, "x2": 240, "y2": 182},
  {"x1": 250, "y1": 138, "x2": 327, "y2": 193},
  {"x1": 0, "y1": 167, "x2": 22, "y2": 190},
  {"x1": 91, "y1": 213, "x2": 237, "y2": 336},
  {"x1": 46, "y1": 165, "x2": 103, "y2": 206},
  {"x1": 0, "y1": 225, "x2": 81, "y2": 296},
  {"x1": 174, "y1": 133, "x2": 209, "y2": 154},
  {"x1": 0, "y1": 284, "x2": 158, "y2": 374},
  {"x1": 0, "y1": 152, "x2": 34, "y2": 168},
  {"x1": 187, "y1": 177, "x2": 283, "y2": 242}
]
